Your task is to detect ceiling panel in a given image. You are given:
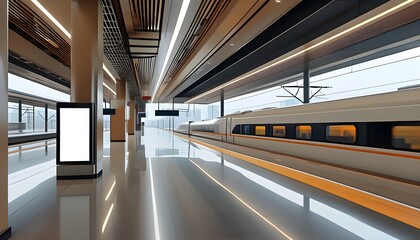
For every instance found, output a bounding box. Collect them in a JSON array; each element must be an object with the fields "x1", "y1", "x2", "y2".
[
  {"x1": 130, "y1": 47, "x2": 158, "y2": 54},
  {"x1": 9, "y1": 0, "x2": 71, "y2": 67},
  {"x1": 102, "y1": 0, "x2": 139, "y2": 96},
  {"x1": 134, "y1": 57, "x2": 156, "y2": 88},
  {"x1": 129, "y1": 0, "x2": 164, "y2": 31},
  {"x1": 129, "y1": 39, "x2": 159, "y2": 46}
]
